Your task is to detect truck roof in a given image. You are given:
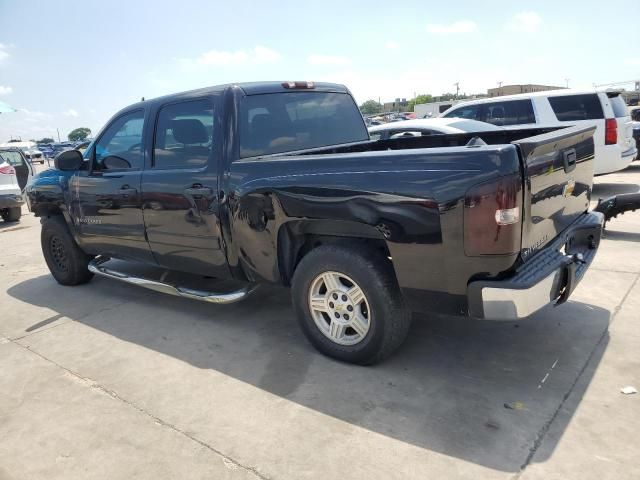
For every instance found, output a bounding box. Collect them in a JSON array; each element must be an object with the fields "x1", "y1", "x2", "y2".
[{"x1": 124, "y1": 81, "x2": 350, "y2": 112}]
